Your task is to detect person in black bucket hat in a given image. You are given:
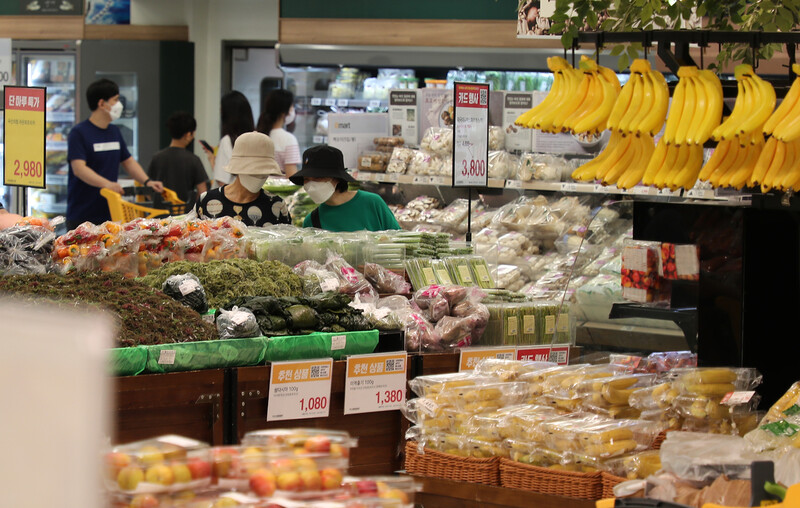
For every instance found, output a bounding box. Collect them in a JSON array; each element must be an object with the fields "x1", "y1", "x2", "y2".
[{"x1": 290, "y1": 145, "x2": 401, "y2": 232}]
